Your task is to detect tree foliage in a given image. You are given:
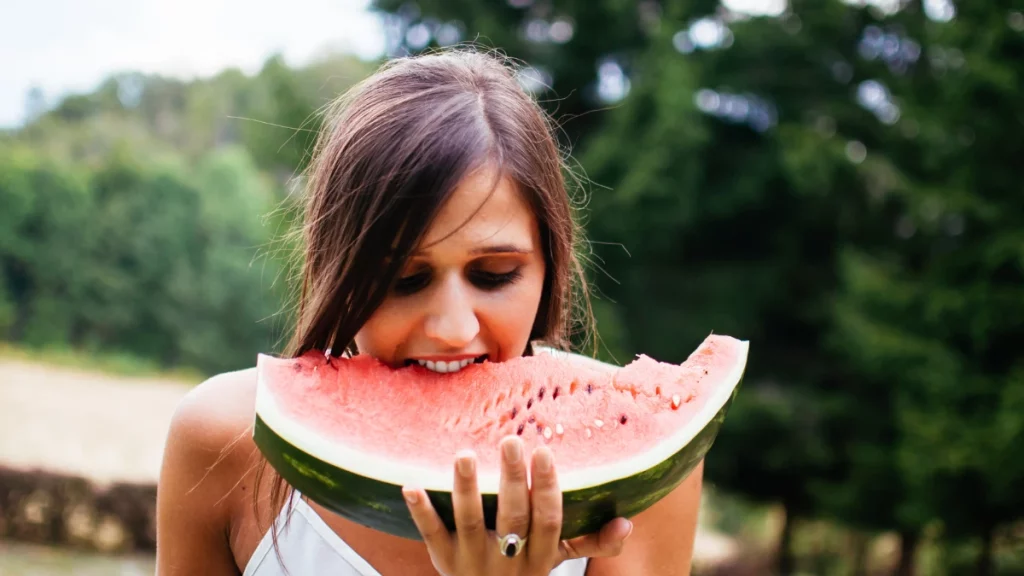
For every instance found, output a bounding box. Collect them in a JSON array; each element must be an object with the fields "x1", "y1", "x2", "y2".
[
  {"x1": 1, "y1": 53, "x2": 374, "y2": 374},
  {"x1": 372, "y1": 0, "x2": 1024, "y2": 572}
]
